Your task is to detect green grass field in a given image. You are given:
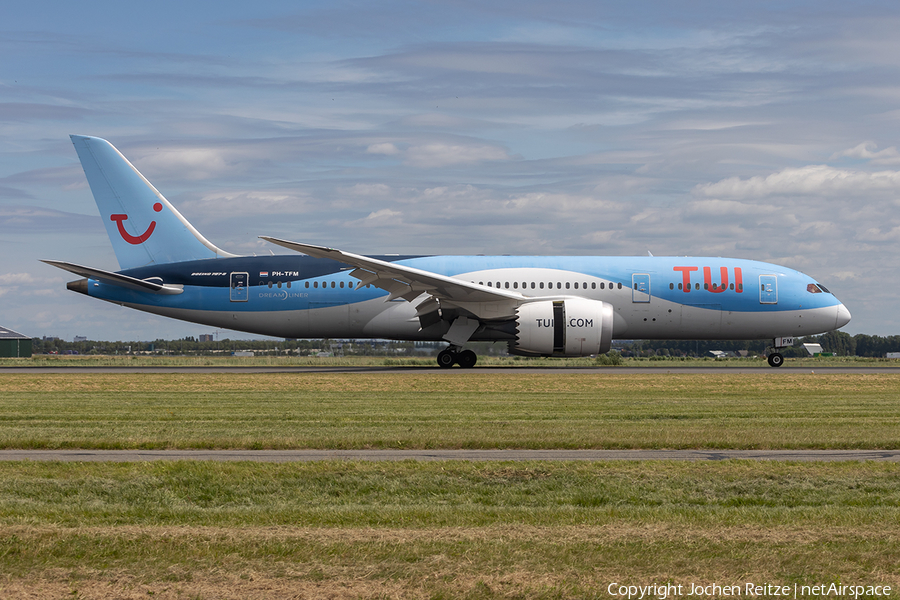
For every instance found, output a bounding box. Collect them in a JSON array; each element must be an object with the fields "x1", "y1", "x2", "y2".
[
  {"x1": 1, "y1": 370, "x2": 899, "y2": 598},
  {"x1": 1, "y1": 371, "x2": 899, "y2": 449}
]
